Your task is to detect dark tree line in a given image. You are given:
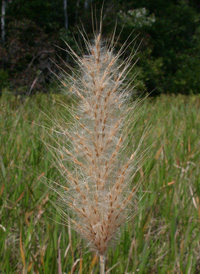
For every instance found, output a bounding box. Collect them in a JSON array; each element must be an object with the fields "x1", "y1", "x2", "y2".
[{"x1": 0, "y1": 0, "x2": 200, "y2": 95}]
